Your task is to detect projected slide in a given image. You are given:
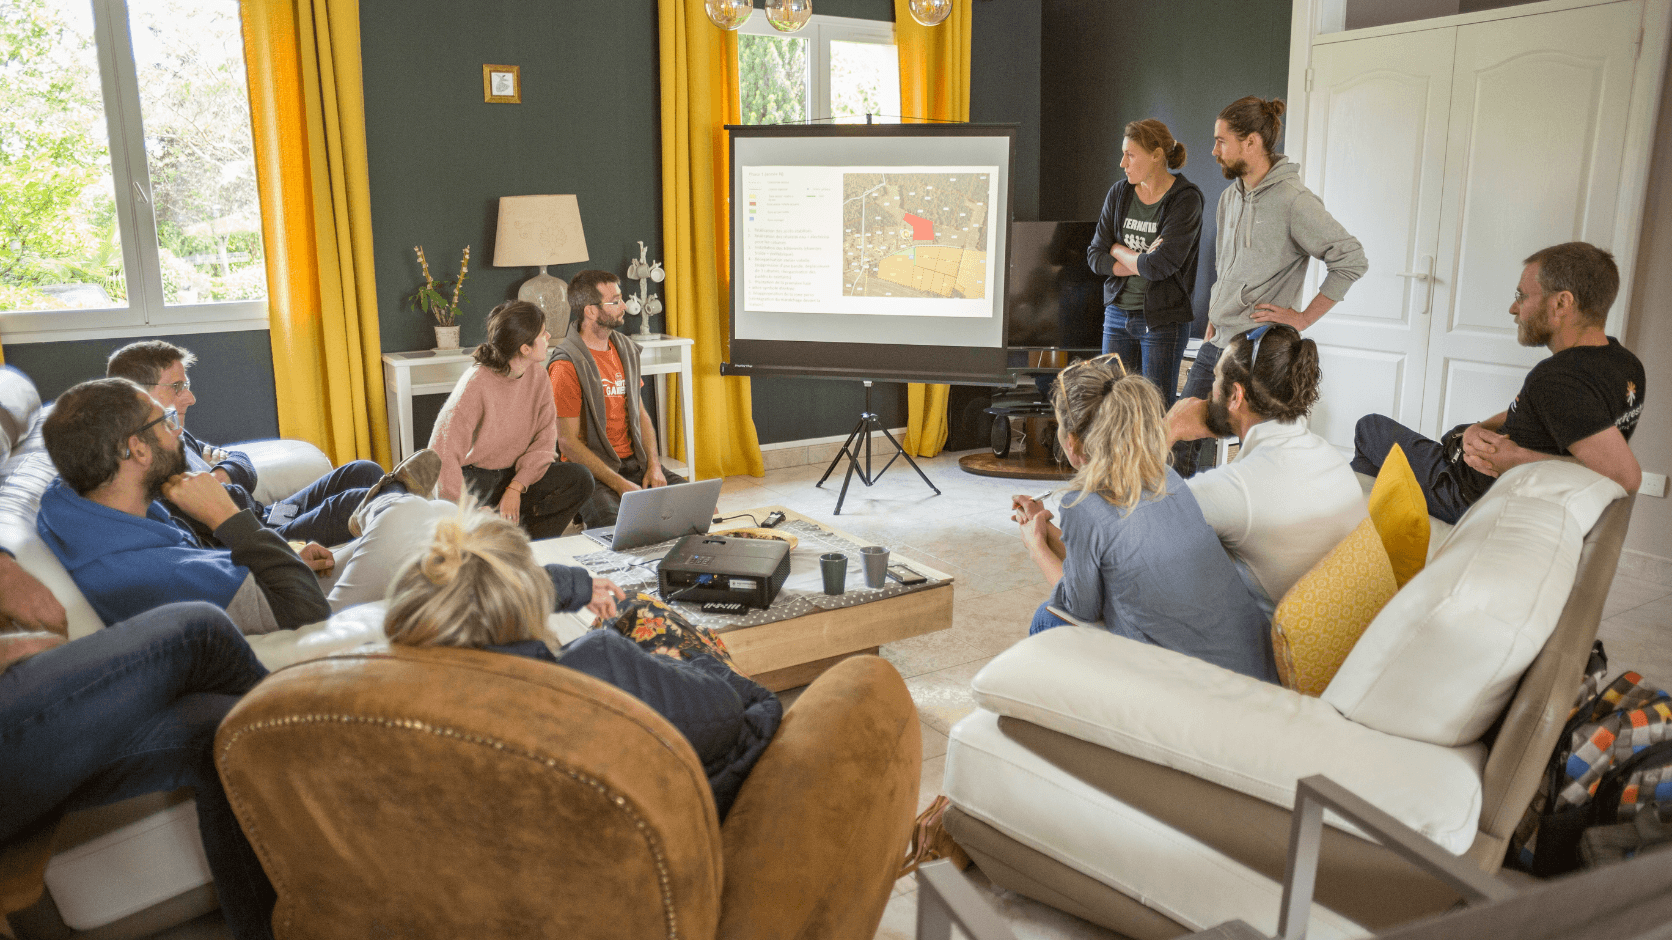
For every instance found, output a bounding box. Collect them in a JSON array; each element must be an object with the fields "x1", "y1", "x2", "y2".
[
  {"x1": 742, "y1": 164, "x2": 996, "y2": 317},
  {"x1": 843, "y1": 173, "x2": 989, "y2": 300}
]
